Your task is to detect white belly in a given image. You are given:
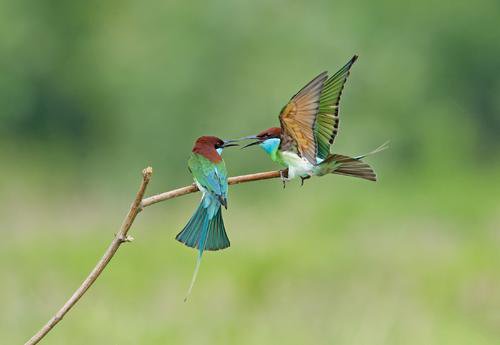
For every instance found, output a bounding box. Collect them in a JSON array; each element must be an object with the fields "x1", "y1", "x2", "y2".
[{"x1": 281, "y1": 151, "x2": 314, "y2": 179}]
